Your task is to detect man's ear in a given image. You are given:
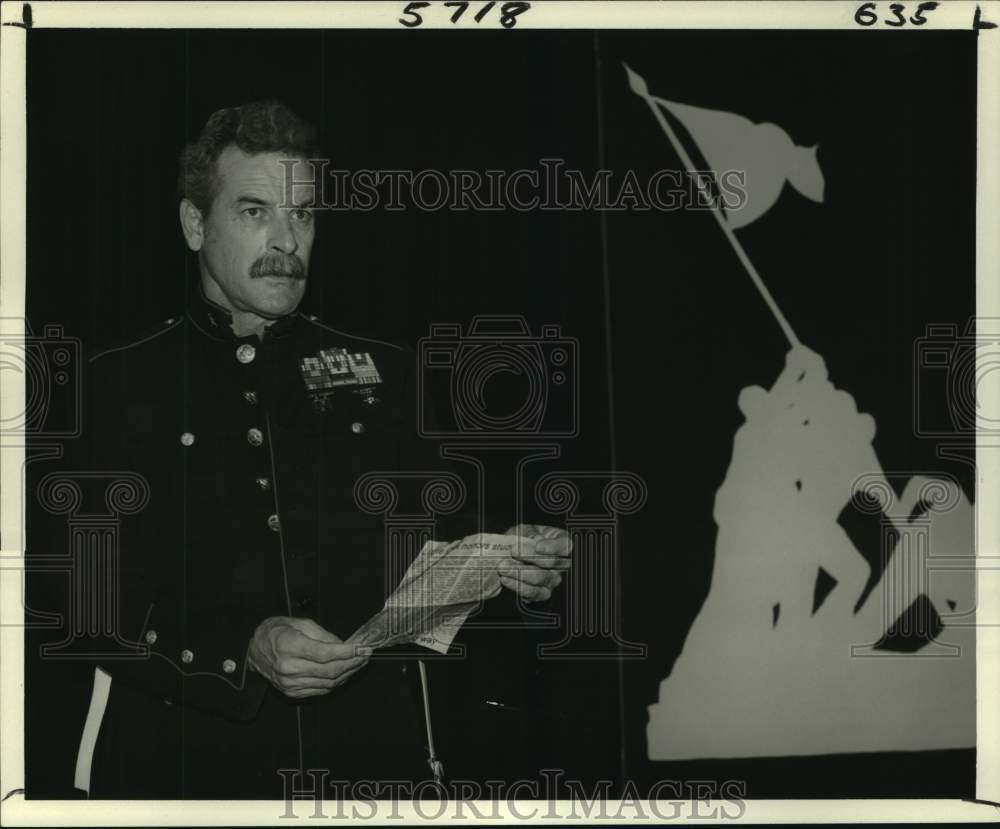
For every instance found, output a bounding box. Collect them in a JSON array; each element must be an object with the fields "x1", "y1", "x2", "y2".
[{"x1": 179, "y1": 198, "x2": 205, "y2": 251}]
